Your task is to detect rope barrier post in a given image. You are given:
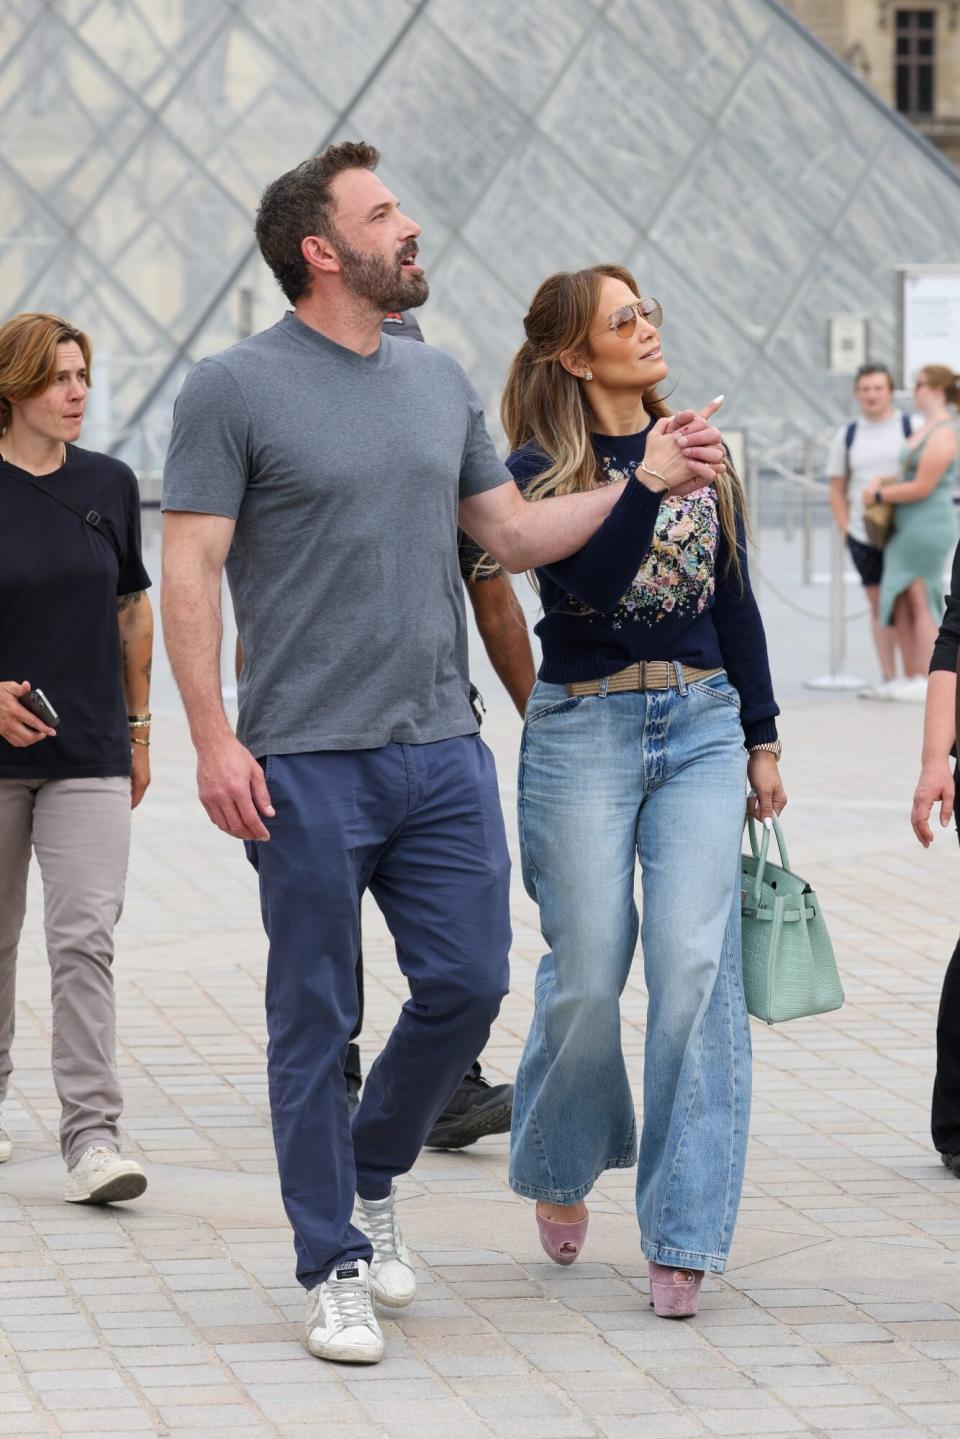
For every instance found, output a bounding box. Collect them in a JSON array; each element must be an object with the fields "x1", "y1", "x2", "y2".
[
  {"x1": 805, "y1": 519, "x2": 868, "y2": 691},
  {"x1": 801, "y1": 437, "x2": 814, "y2": 585},
  {"x1": 783, "y1": 461, "x2": 795, "y2": 543}
]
